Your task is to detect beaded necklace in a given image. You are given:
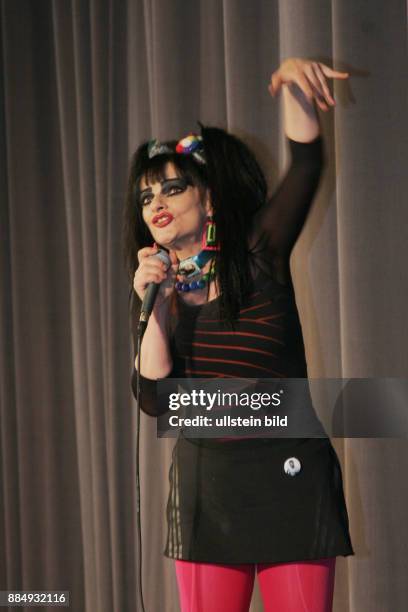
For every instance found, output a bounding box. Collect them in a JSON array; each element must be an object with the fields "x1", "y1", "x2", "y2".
[{"x1": 175, "y1": 266, "x2": 216, "y2": 292}]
